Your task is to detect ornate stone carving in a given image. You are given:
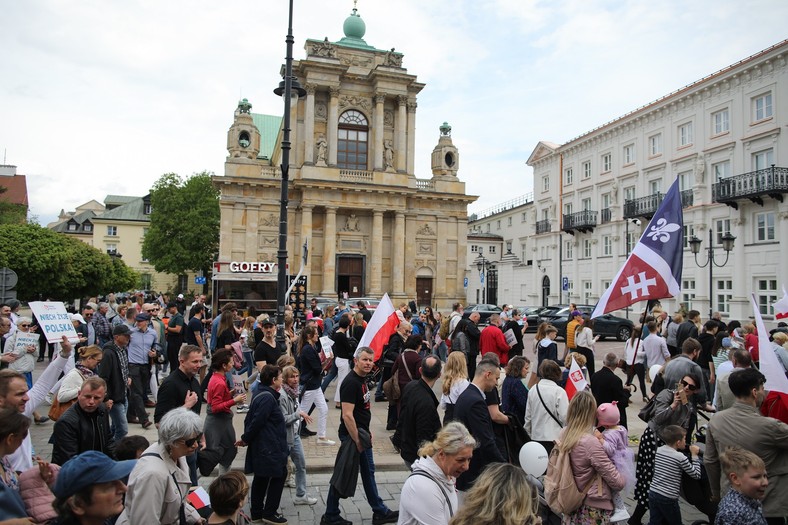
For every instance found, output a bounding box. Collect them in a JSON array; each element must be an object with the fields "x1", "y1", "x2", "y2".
[
  {"x1": 384, "y1": 110, "x2": 394, "y2": 127},
  {"x1": 315, "y1": 103, "x2": 327, "y2": 120},
  {"x1": 397, "y1": 95, "x2": 408, "y2": 106},
  {"x1": 694, "y1": 157, "x2": 705, "y2": 184},
  {"x1": 260, "y1": 213, "x2": 277, "y2": 228},
  {"x1": 418, "y1": 243, "x2": 434, "y2": 254},
  {"x1": 383, "y1": 140, "x2": 394, "y2": 171},
  {"x1": 309, "y1": 37, "x2": 336, "y2": 58},
  {"x1": 340, "y1": 56, "x2": 372, "y2": 67},
  {"x1": 339, "y1": 95, "x2": 370, "y2": 111},
  {"x1": 374, "y1": 93, "x2": 386, "y2": 105},
  {"x1": 341, "y1": 214, "x2": 361, "y2": 232},
  {"x1": 258, "y1": 234, "x2": 277, "y2": 247},
  {"x1": 382, "y1": 48, "x2": 402, "y2": 67},
  {"x1": 407, "y1": 102, "x2": 417, "y2": 113},
  {"x1": 305, "y1": 83, "x2": 316, "y2": 96},
  {"x1": 329, "y1": 87, "x2": 341, "y2": 98},
  {"x1": 416, "y1": 223, "x2": 436, "y2": 236},
  {"x1": 315, "y1": 134, "x2": 328, "y2": 166}
]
